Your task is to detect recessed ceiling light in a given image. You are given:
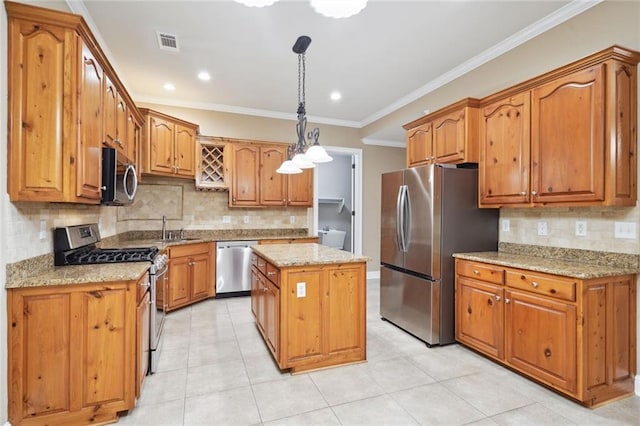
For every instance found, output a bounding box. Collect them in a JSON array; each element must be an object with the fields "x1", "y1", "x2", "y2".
[
  {"x1": 330, "y1": 91, "x2": 342, "y2": 101},
  {"x1": 198, "y1": 71, "x2": 211, "y2": 81},
  {"x1": 163, "y1": 82, "x2": 176, "y2": 91}
]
